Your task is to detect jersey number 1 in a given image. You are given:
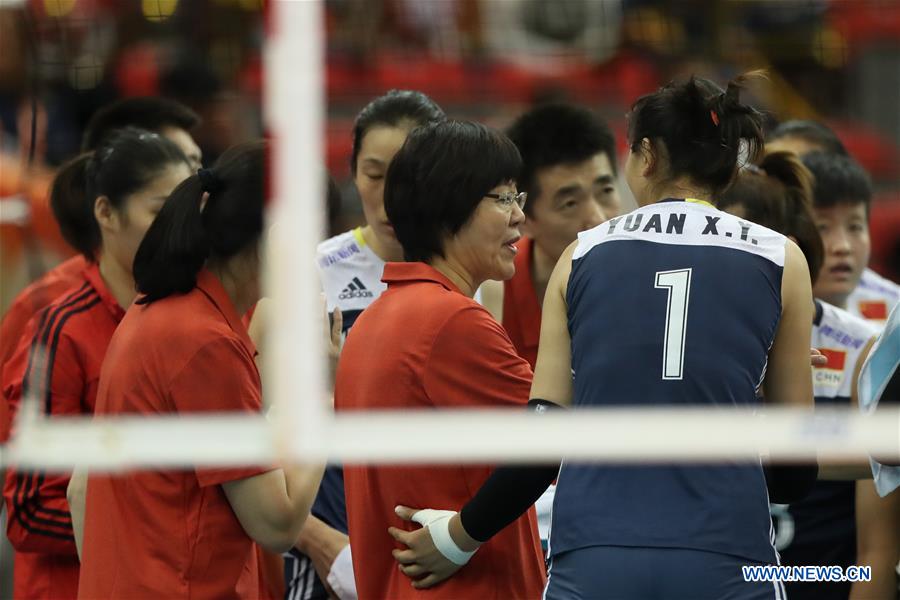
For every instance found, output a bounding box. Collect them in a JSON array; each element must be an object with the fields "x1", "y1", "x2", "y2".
[{"x1": 654, "y1": 268, "x2": 692, "y2": 380}]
